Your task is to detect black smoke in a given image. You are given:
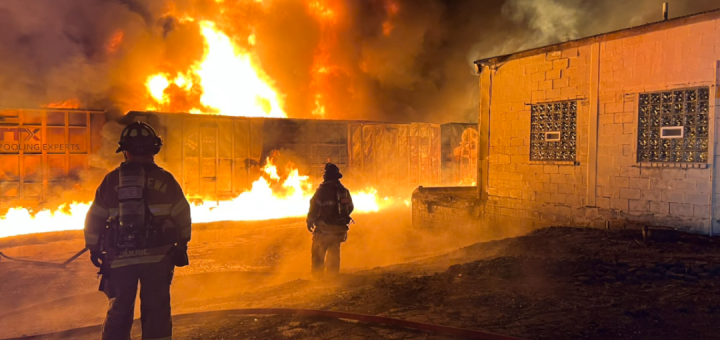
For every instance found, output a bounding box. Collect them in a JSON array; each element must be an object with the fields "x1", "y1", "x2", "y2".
[{"x1": 0, "y1": 0, "x2": 718, "y2": 123}]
